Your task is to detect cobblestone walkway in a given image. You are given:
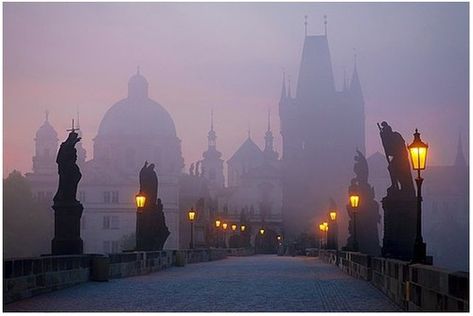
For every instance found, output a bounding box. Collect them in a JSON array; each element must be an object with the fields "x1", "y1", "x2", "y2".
[{"x1": 5, "y1": 255, "x2": 400, "y2": 312}]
